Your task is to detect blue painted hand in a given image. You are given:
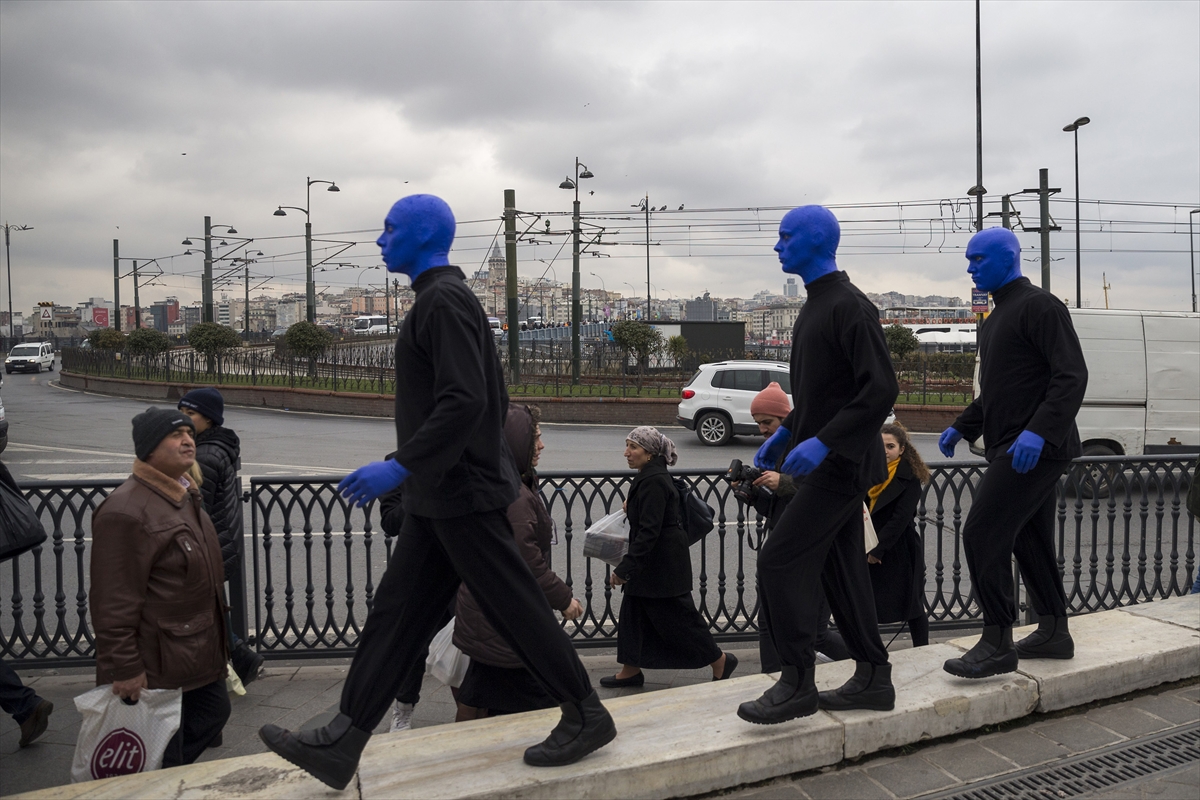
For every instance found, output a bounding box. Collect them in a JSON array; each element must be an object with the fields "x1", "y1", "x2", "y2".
[
  {"x1": 338, "y1": 460, "x2": 410, "y2": 507},
  {"x1": 377, "y1": 195, "x2": 455, "y2": 282},
  {"x1": 1006, "y1": 430, "x2": 1045, "y2": 474},
  {"x1": 753, "y1": 426, "x2": 791, "y2": 469},
  {"x1": 938, "y1": 427, "x2": 963, "y2": 458},
  {"x1": 774, "y1": 206, "x2": 840, "y2": 286},
  {"x1": 780, "y1": 437, "x2": 831, "y2": 478},
  {"x1": 965, "y1": 227, "x2": 1022, "y2": 293}
]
